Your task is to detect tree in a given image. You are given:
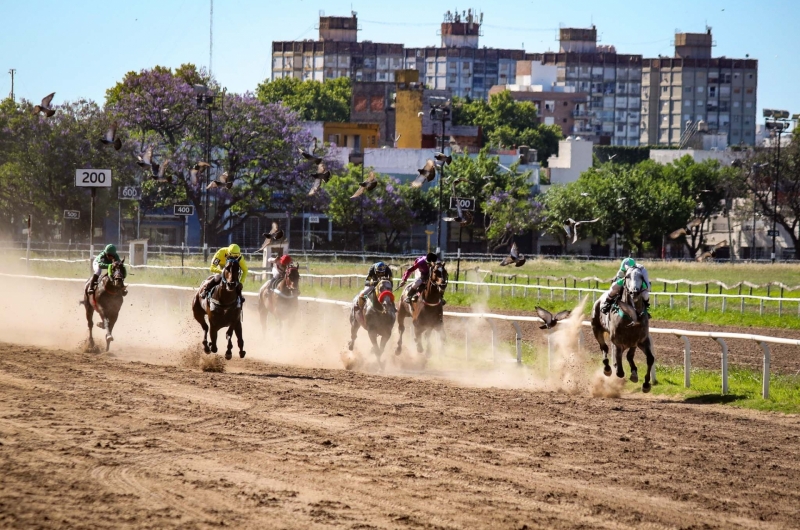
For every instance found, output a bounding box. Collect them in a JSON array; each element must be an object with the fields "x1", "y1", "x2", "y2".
[
  {"x1": 451, "y1": 90, "x2": 563, "y2": 162},
  {"x1": 255, "y1": 77, "x2": 351, "y2": 123}
]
